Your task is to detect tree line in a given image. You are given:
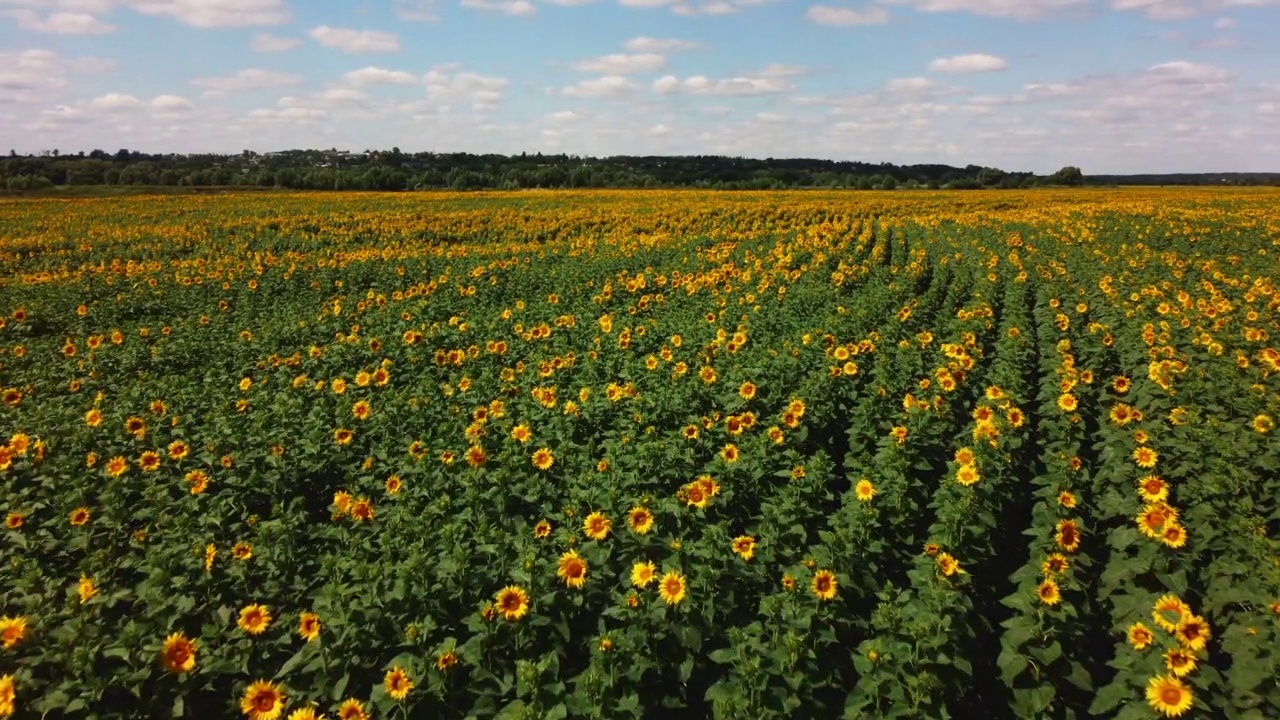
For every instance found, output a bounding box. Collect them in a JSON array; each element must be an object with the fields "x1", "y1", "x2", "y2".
[{"x1": 7, "y1": 148, "x2": 1260, "y2": 192}]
